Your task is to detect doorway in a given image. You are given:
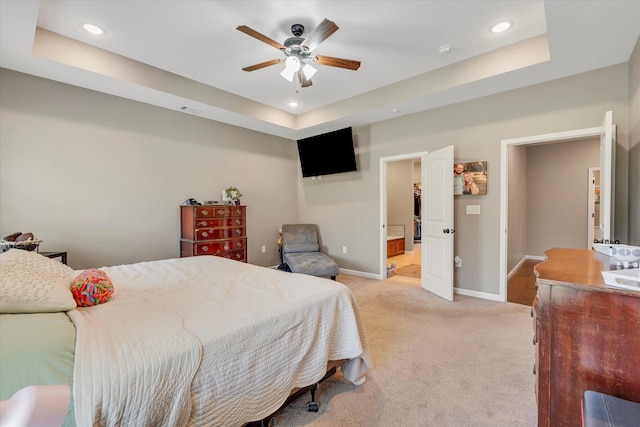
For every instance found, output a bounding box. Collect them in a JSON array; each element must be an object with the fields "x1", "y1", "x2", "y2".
[
  {"x1": 499, "y1": 112, "x2": 615, "y2": 301},
  {"x1": 380, "y1": 146, "x2": 455, "y2": 301}
]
